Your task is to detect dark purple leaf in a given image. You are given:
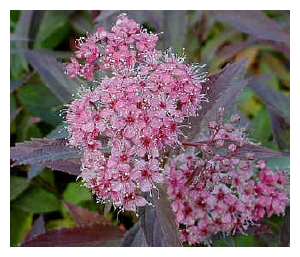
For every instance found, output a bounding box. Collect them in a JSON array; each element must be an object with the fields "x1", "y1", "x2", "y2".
[
  {"x1": 13, "y1": 10, "x2": 33, "y2": 48},
  {"x1": 188, "y1": 10, "x2": 203, "y2": 26},
  {"x1": 20, "y1": 223, "x2": 125, "y2": 247},
  {"x1": 206, "y1": 78, "x2": 247, "y2": 121},
  {"x1": 138, "y1": 11, "x2": 163, "y2": 30},
  {"x1": 186, "y1": 58, "x2": 248, "y2": 141},
  {"x1": 139, "y1": 206, "x2": 165, "y2": 246},
  {"x1": 248, "y1": 74, "x2": 290, "y2": 122},
  {"x1": 238, "y1": 142, "x2": 284, "y2": 159},
  {"x1": 194, "y1": 139, "x2": 284, "y2": 159},
  {"x1": 94, "y1": 10, "x2": 119, "y2": 23},
  {"x1": 151, "y1": 185, "x2": 181, "y2": 246},
  {"x1": 104, "y1": 200, "x2": 113, "y2": 217},
  {"x1": 23, "y1": 215, "x2": 45, "y2": 242},
  {"x1": 62, "y1": 200, "x2": 110, "y2": 225},
  {"x1": 70, "y1": 11, "x2": 94, "y2": 34},
  {"x1": 11, "y1": 138, "x2": 82, "y2": 165},
  {"x1": 121, "y1": 221, "x2": 147, "y2": 247},
  {"x1": 139, "y1": 185, "x2": 181, "y2": 247},
  {"x1": 10, "y1": 138, "x2": 82, "y2": 175},
  {"x1": 163, "y1": 11, "x2": 188, "y2": 54},
  {"x1": 24, "y1": 50, "x2": 79, "y2": 103},
  {"x1": 218, "y1": 38, "x2": 290, "y2": 62},
  {"x1": 11, "y1": 138, "x2": 50, "y2": 160},
  {"x1": 211, "y1": 10, "x2": 289, "y2": 43},
  {"x1": 279, "y1": 206, "x2": 290, "y2": 247},
  {"x1": 126, "y1": 11, "x2": 163, "y2": 31},
  {"x1": 10, "y1": 33, "x2": 30, "y2": 41},
  {"x1": 204, "y1": 58, "x2": 248, "y2": 114},
  {"x1": 258, "y1": 40, "x2": 290, "y2": 57},
  {"x1": 267, "y1": 107, "x2": 290, "y2": 150},
  {"x1": 46, "y1": 124, "x2": 70, "y2": 139},
  {"x1": 42, "y1": 158, "x2": 81, "y2": 176},
  {"x1": 217, "y1": 38, "x2": 257, "y2": 61},
  {"x1": 28, "y1": 164, "x2": 44, "y2": 180}
]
